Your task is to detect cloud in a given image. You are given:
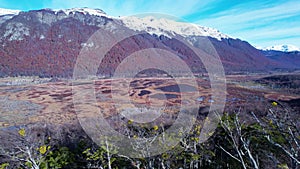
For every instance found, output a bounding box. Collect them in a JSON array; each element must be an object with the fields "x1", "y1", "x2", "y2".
[
  {"x1": 195, "y1": 1, "x2": 300, "y2": 47},
  {"x1": 197, "y1": 1, "x2": 300, "y2": 28}
]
